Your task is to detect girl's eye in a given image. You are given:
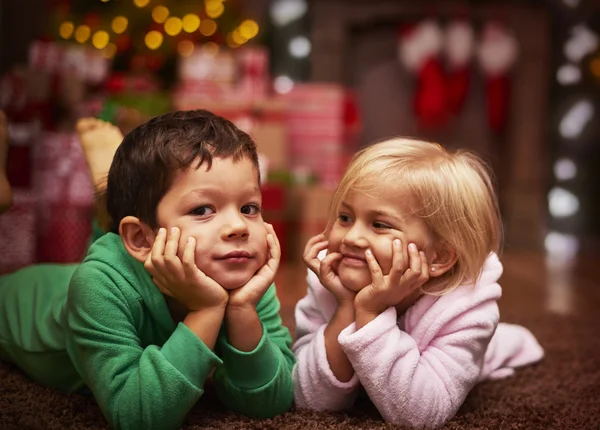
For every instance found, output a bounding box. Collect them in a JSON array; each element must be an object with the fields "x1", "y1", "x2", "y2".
[
  {"x1": 190, "y1": 206, "x2": 215, "y2": 217},
  {"x1": 338, "y1": 214, "x2": 352, "y2": 223},
  {"x1": 373, "y1": 222, "x2": 391, "y2": 229},
  {"x1": 241, "y1": 204, "x2": 261, "y2": 216}
]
